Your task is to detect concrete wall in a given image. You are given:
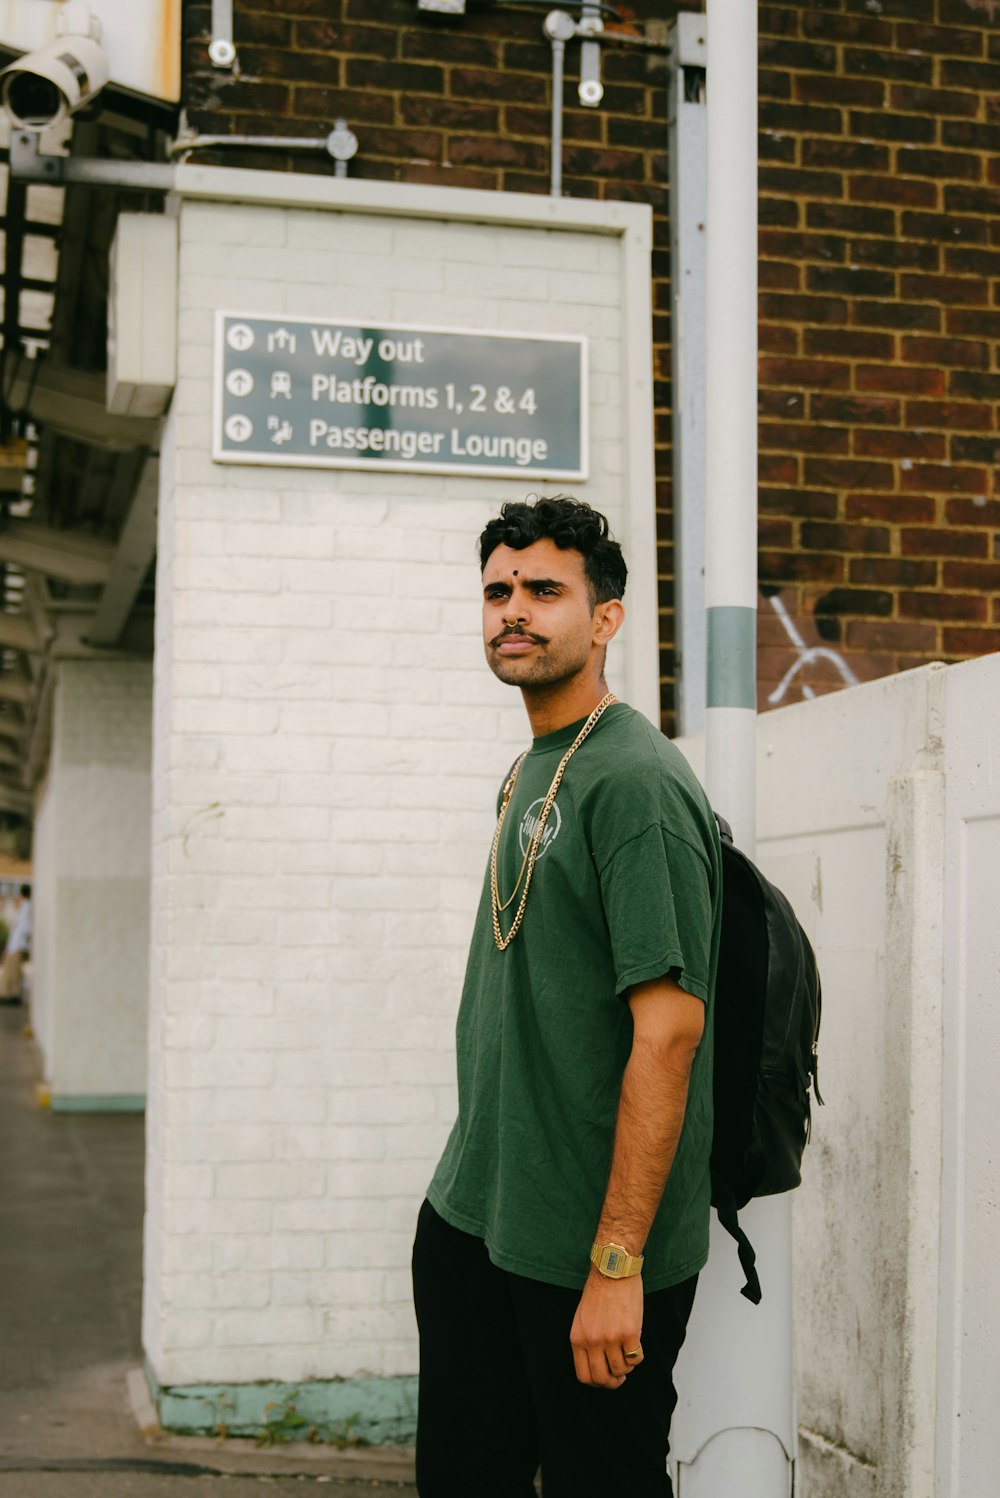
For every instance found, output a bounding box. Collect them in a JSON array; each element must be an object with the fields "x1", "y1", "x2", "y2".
[
  {"x1": 936, "y1": 653, "x2": 1000, "y2": 1498},
  {"x1": 31, "y1": 660, "x2": 153, "y2": 1107},
  {"x1": 143, "y1": 177, "x2": 655, "y2": 1425},
  {"x1": 679, "y1": 657, "x2": 1000, "y2": 1497},
  {"x1": 31, "y1": 770, "x2": 57, "y2": 1082},
  {"x1": 756, "y1": 666, "x2": 945, "y2": 1498}
]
